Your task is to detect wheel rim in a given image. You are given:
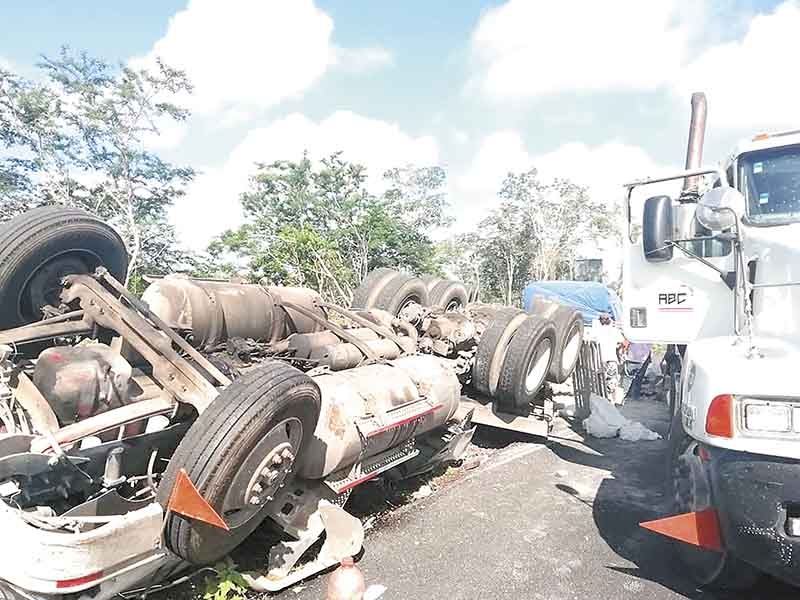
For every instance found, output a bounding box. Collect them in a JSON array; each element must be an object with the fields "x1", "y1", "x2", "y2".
[
  {"x1": 525, "y1": 339, "x2": 552, "y2": 393},
  {"x1": 19, "y1": 252, "x2": 96, "y2": 321},
  {"x1": 561, "y1": 327, "x2": 582, "y2": 373},
  {"x1": 222, "y1": 417, "x2": 302, "y2": 530},
  {"x1": 445, "y1": 298, "x2": 463, "y2": 312}
]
